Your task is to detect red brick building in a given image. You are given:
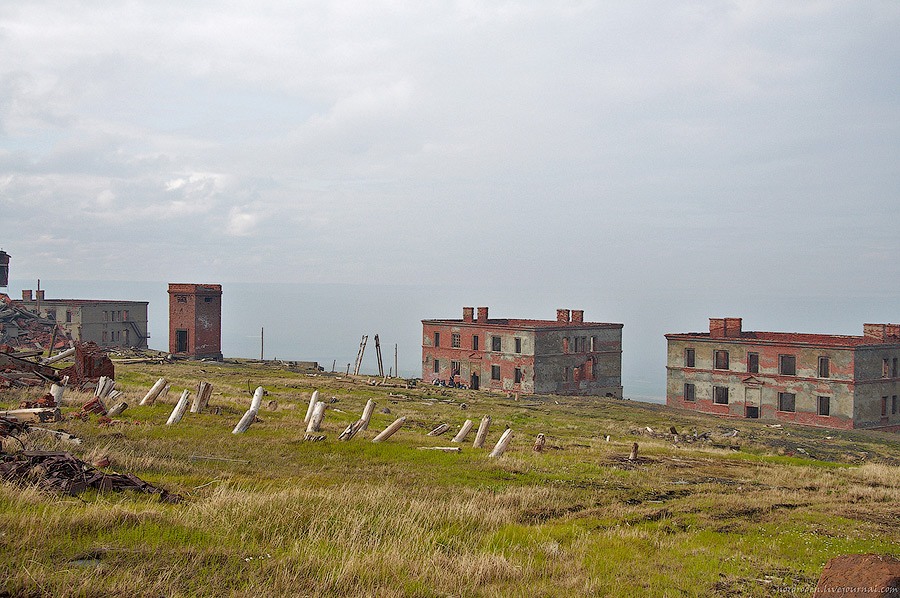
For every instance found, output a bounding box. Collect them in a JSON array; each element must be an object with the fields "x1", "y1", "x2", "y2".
[
  {"x1": 422, "y1": 307, "x2": 623, "y2": 396},
  {"x1": 666, "y1": 318, "x2": 900, "y2": 432},
  {"x1": 168, "y1": 283, "x2": 222, "y2": 360}
]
